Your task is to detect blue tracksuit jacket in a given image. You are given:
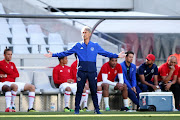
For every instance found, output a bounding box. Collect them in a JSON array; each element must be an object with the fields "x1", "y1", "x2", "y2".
[
  {"x1": 52, "y1": 41, "x2": 118, "y2": 72},
  {"x1": 120, "y1": 61, "x2": 137, "y2": 89}
]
